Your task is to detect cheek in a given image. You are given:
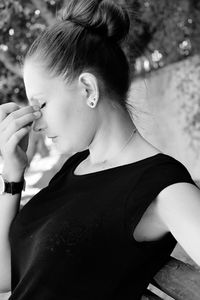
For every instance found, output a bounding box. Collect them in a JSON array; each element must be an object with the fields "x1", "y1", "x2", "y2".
[
  {"x1": 49, "y1": 103, "x2": 75, "y2": 133},
  {"x1": 71, "y1": 108, "x2": 96, "y2": 143},
  {"x1": 46, "y1": 100, "x2": 94, "y2": 140},
  {"x1": 46, "y1": 109, "x2": 60, "y2": 128}
]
